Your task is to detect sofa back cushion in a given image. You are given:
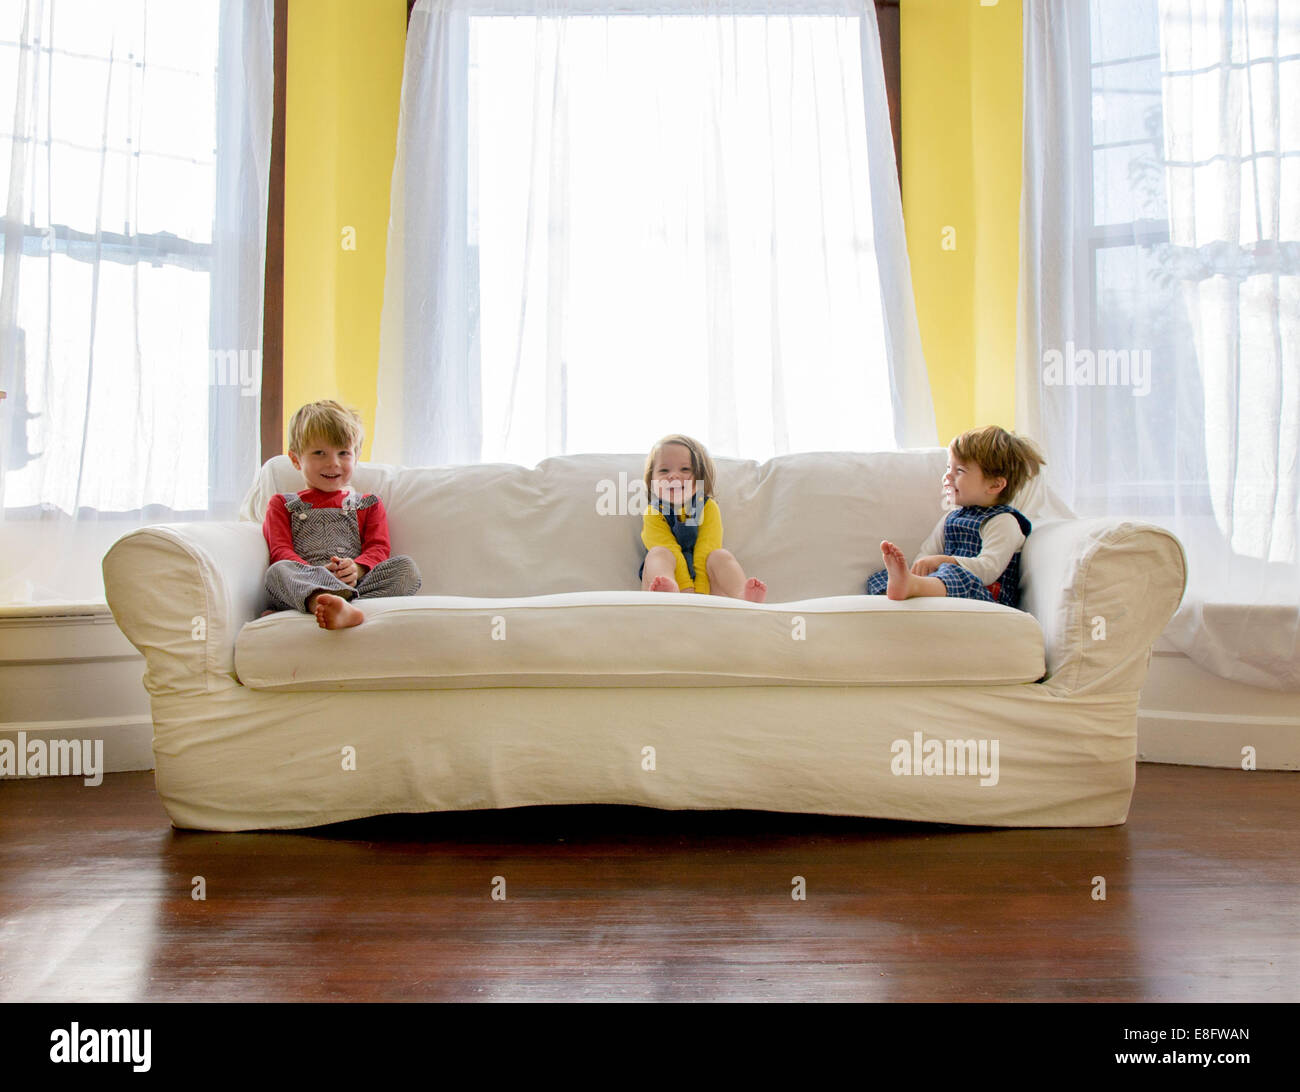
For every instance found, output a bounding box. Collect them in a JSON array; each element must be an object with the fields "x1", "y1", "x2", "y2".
[{"x1": 241, "y1": 449, "x2": 1060, "y2": 600}]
